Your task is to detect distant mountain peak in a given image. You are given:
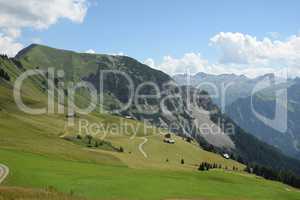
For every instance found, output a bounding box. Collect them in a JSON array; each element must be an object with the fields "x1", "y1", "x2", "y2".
[{"x1": 255, "y1": 73, "x2": 275, "y2": 81}]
